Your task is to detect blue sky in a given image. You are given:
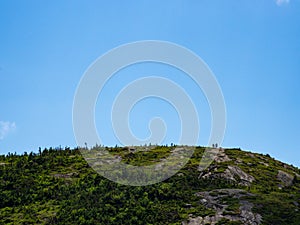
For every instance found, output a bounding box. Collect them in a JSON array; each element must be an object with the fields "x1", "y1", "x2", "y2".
[{"x1": 0, "y1": 0, "x2": 299, "y2": 167}]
